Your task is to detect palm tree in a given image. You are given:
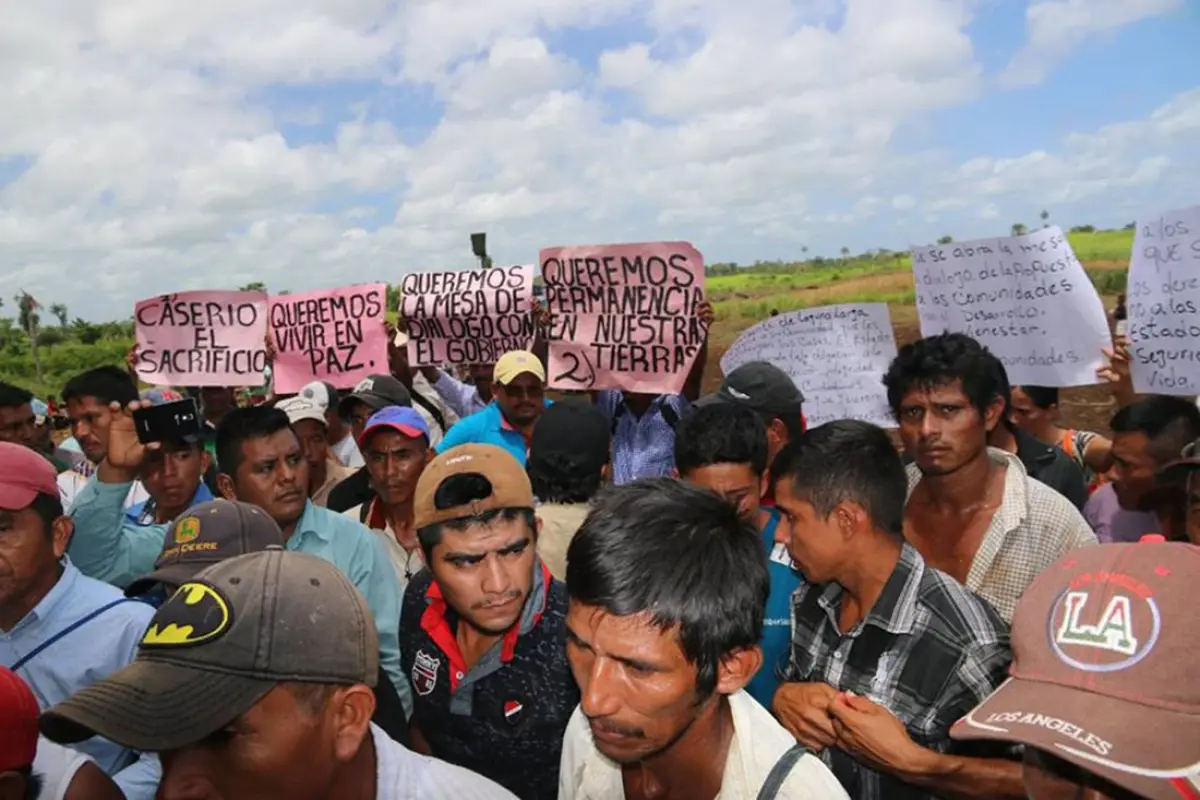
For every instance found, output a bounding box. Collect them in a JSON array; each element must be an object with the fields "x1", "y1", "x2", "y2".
[
  {"x1": 14, "y1": 292, "x2": 43, "y2": 382},
  {"x1": 1040, "y1": 209, "x2": 1049, "y2": 228},
  {"x1": 239, "y1": 282, "x2": 267, "y2": 293},
  {"x1": 49, "y1": 303, "x2": 68, "y2": 327},
  {"x1": 1011, "y1": 223, "x2": 1028, "y2": 237},
  {"x1": 937, "y1": 235, "x2": 953, "y2": 245},
  {"x1": 801, "y1": 246, "x2": 809, "y2": 257},
  {"x1": 840, "y1": 246, "x2": 850, "y2": 261}
]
